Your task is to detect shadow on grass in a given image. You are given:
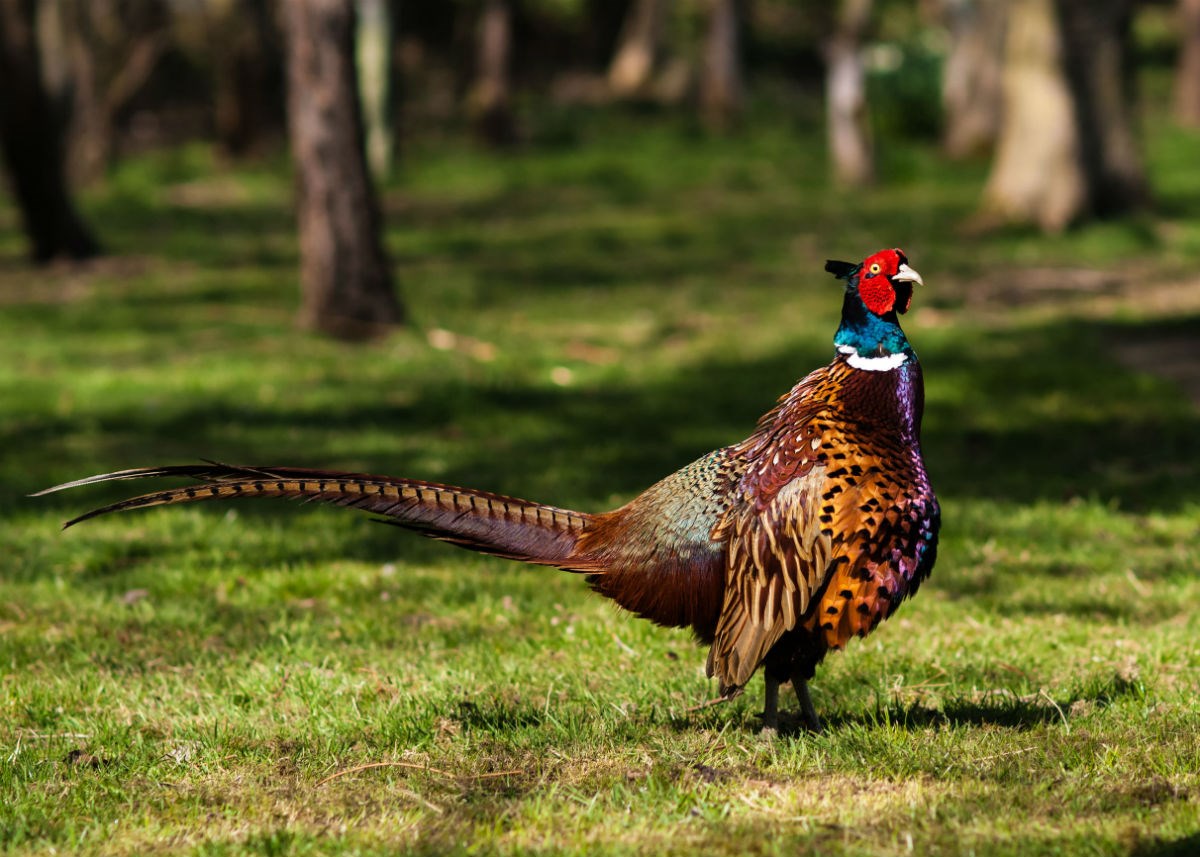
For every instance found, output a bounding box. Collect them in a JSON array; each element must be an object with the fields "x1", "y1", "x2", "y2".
[
  {"x1": 761, "y1": 668, "x2": 1148, "y2": 737},
  {"x1": 1130, "y1": 834, "x2": 1200, "y2": 857},
  {"x1": 660, "y1": 694, "x2": 1061, "y2": 738},
  {"x1": 15, "y1": 121, "x2": 1195, "y2": 533},
  {"x1": 451, "y1": 697, "x2": 548, "y2": 733},
  {"x1": 756, "y1": 698, "x2": 1069, "y2": 737},
  {"x1": 86, "y1": 195, "x2": 297, "y2": 269},
  {"x1": 16, "y1": 312, "x2": 1199, "y2": 512}
]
